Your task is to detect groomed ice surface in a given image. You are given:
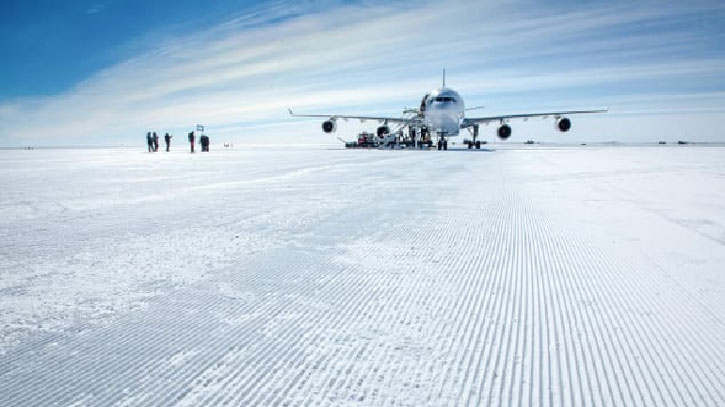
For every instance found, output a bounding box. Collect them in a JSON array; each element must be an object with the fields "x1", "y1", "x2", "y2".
[{"x1": 1, "y1": 146, "x2": 724, "y2": 406}]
